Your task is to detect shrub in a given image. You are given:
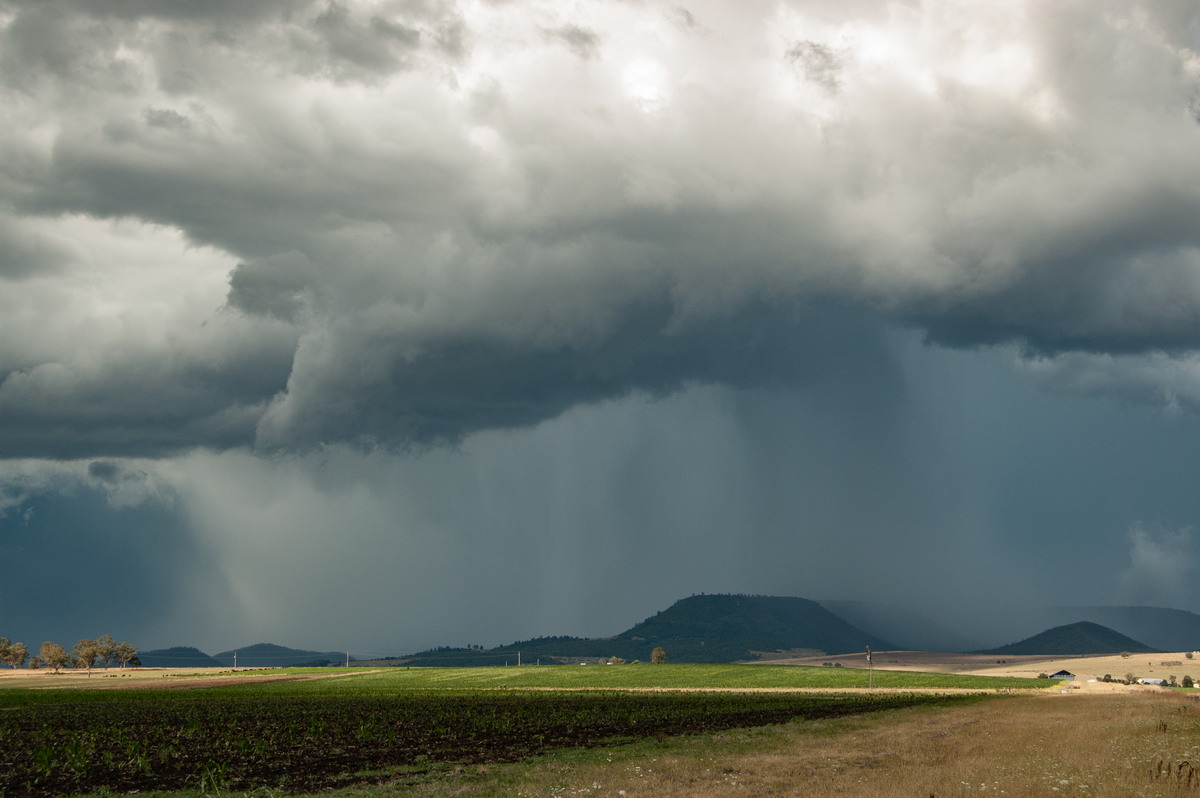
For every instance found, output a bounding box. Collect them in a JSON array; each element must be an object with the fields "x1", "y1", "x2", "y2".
[
  {"x1": 1121, "y1": 651, "x2": 1132, "y2": 658},
  {"x1": 1183, "y1": 675, "x2": 1195, "y2": 688},
  {"x1": 1187, "y1": 652, "x2": 1195, "y2": 660},
  {"x1": 1037, "y1": 673, "x2": 1049, "y2": 679}
]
